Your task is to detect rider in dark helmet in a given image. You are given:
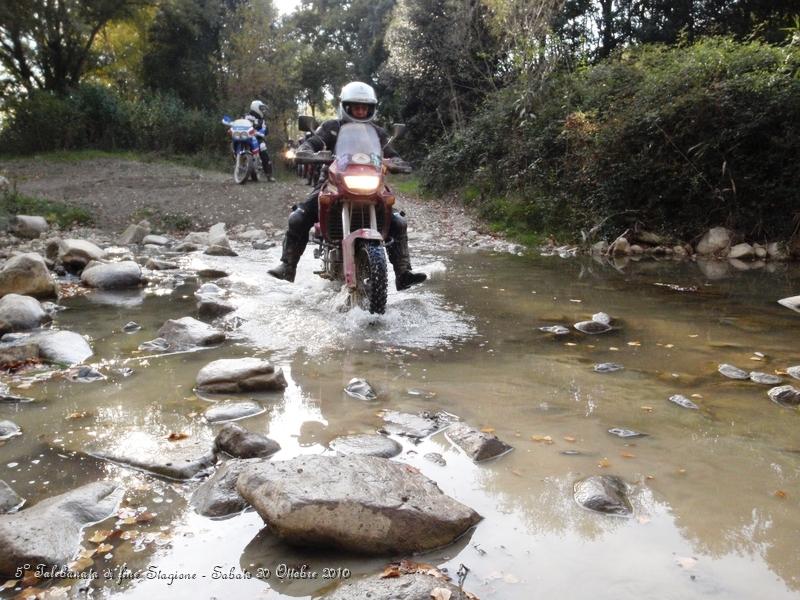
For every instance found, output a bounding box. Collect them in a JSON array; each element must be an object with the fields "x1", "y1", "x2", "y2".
[
  {"x1": 246, "y1": 100, "x2": 276, "y2": 182},
  {"x1": 267, "y1": 82, "x2": 427, "y2": 291}
]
